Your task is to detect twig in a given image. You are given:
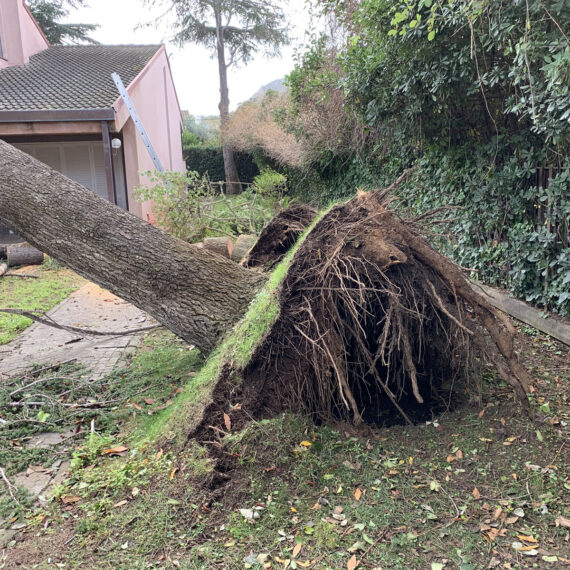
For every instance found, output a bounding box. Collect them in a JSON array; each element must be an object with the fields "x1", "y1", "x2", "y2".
[
  {"x1": 0, "y1": 308, "x2": 162, "y2": 337},
  {"x1": 2, "y1": 273, "x2": 39, "y2": 279},
  {"x1": 0, "y1": 467, "x2": 19, "y2": 504},
  {"x1": 10, "y1": 375, "x2": 77, "y2": 397}
]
